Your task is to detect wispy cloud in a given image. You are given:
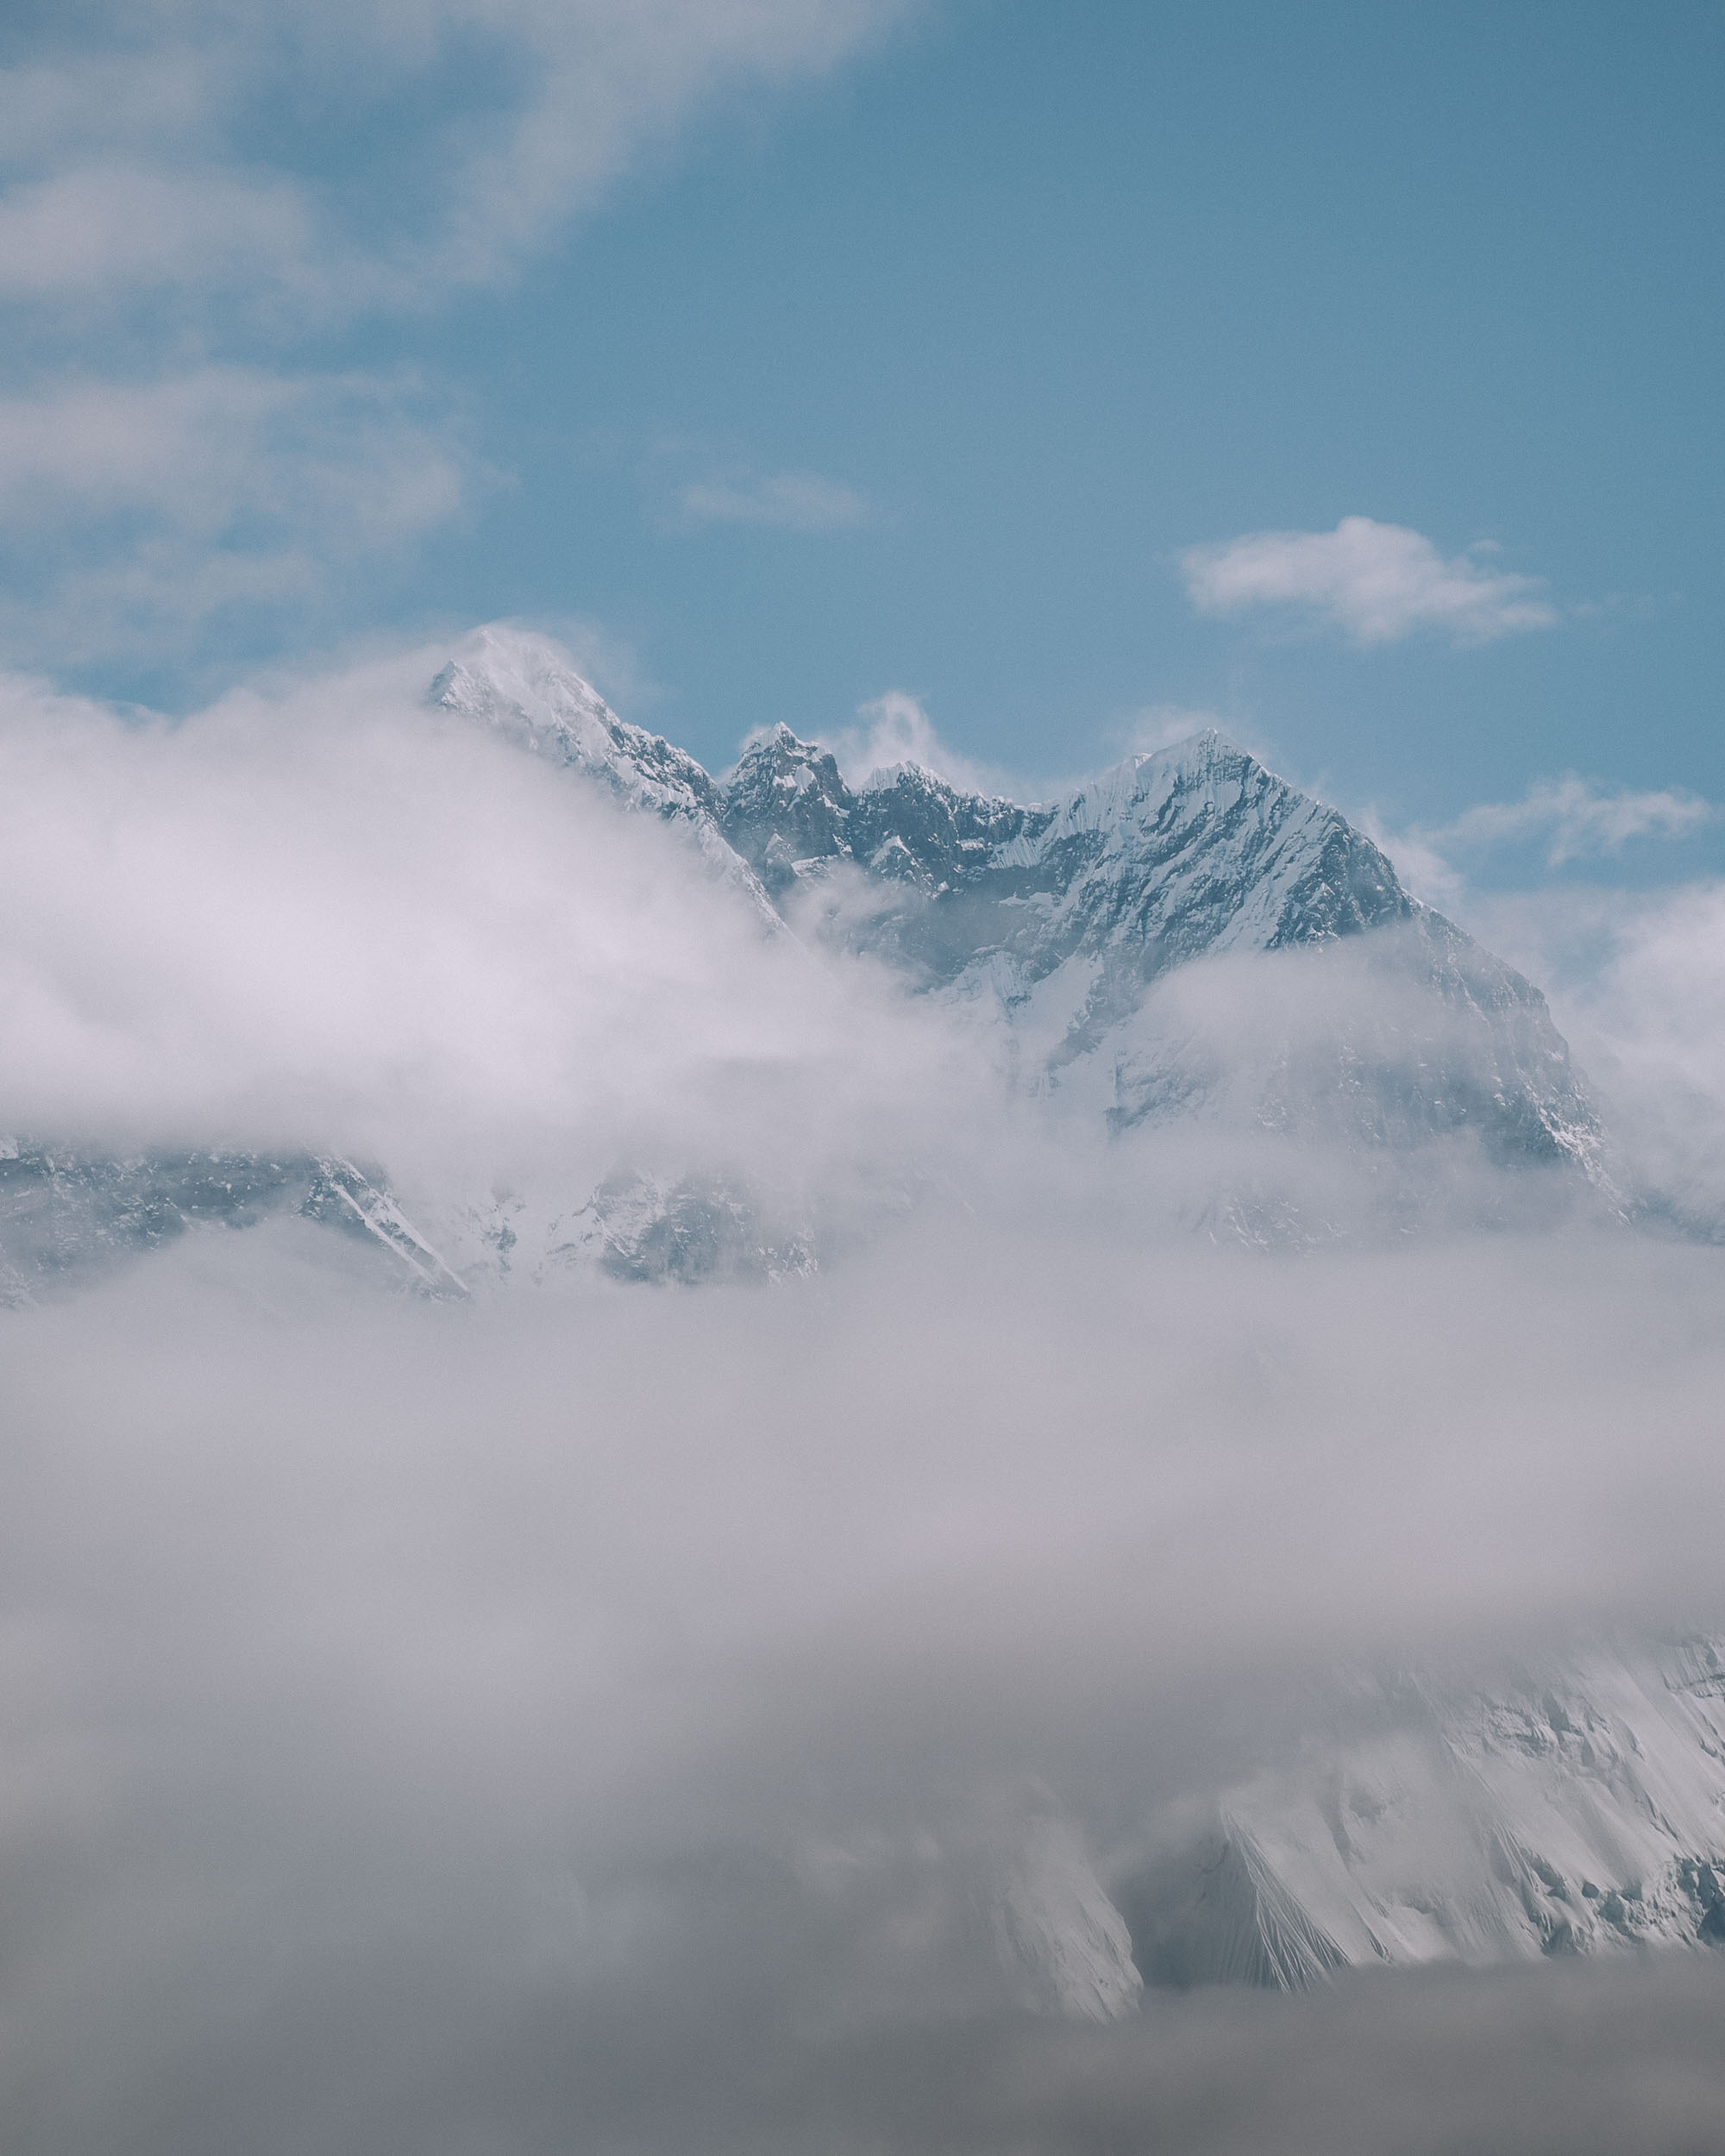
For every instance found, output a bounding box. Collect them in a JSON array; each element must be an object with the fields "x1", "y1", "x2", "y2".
[
  {"x1": 0, "y1": 369, "x2": 472, "y2": 666},
  {"x1": 0, "y1": 3, "x2": 917, "y2": 314},
  {"x1": 819, "y1": 691, "x2": 1003, "y2": 794},
  {"x1": 0, "y1": 164, "x2": 320, "y2": 303},
  {"x1": 1180, "y1": 516, "x2": 1559, "y2": 646},
  {"x1": 1371, "y1": 772, "x2": 1717, "y2": 916},
  {"x1": 677, "y1": 467, "x2": 869, "y2": 532},
  {"x1": 1440, "y1": 775, "x2": 1715, "y2": 866},
  {"x1": 0, "y1": 2, "x2": 912, "y2": 667}
]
